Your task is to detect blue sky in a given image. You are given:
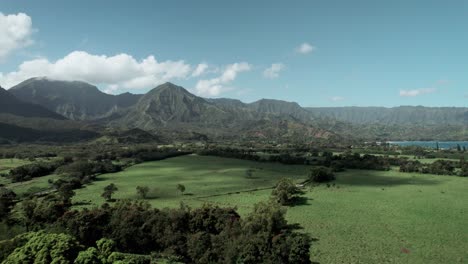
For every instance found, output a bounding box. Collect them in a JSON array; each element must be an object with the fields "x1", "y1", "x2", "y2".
[{"x1": 0, "y1": 0, "x2": 467, "y2": 107}]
